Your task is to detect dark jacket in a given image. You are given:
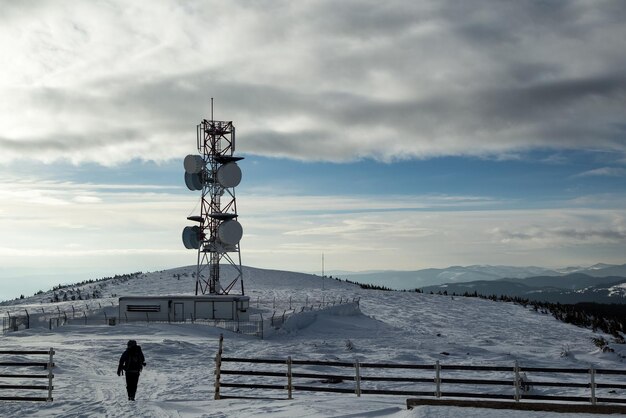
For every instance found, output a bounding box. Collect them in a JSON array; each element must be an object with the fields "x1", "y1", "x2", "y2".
[{"x1": 117, "y1": 345, "x2": 146, "y2": 375}]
